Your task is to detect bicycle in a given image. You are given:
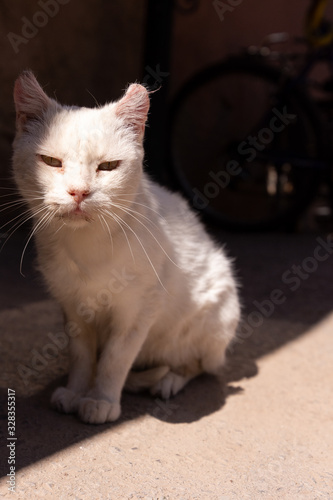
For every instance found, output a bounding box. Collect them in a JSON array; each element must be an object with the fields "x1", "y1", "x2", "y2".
[{"x1": 168, "y1": 0, "x2": 333, "y2": 230}]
